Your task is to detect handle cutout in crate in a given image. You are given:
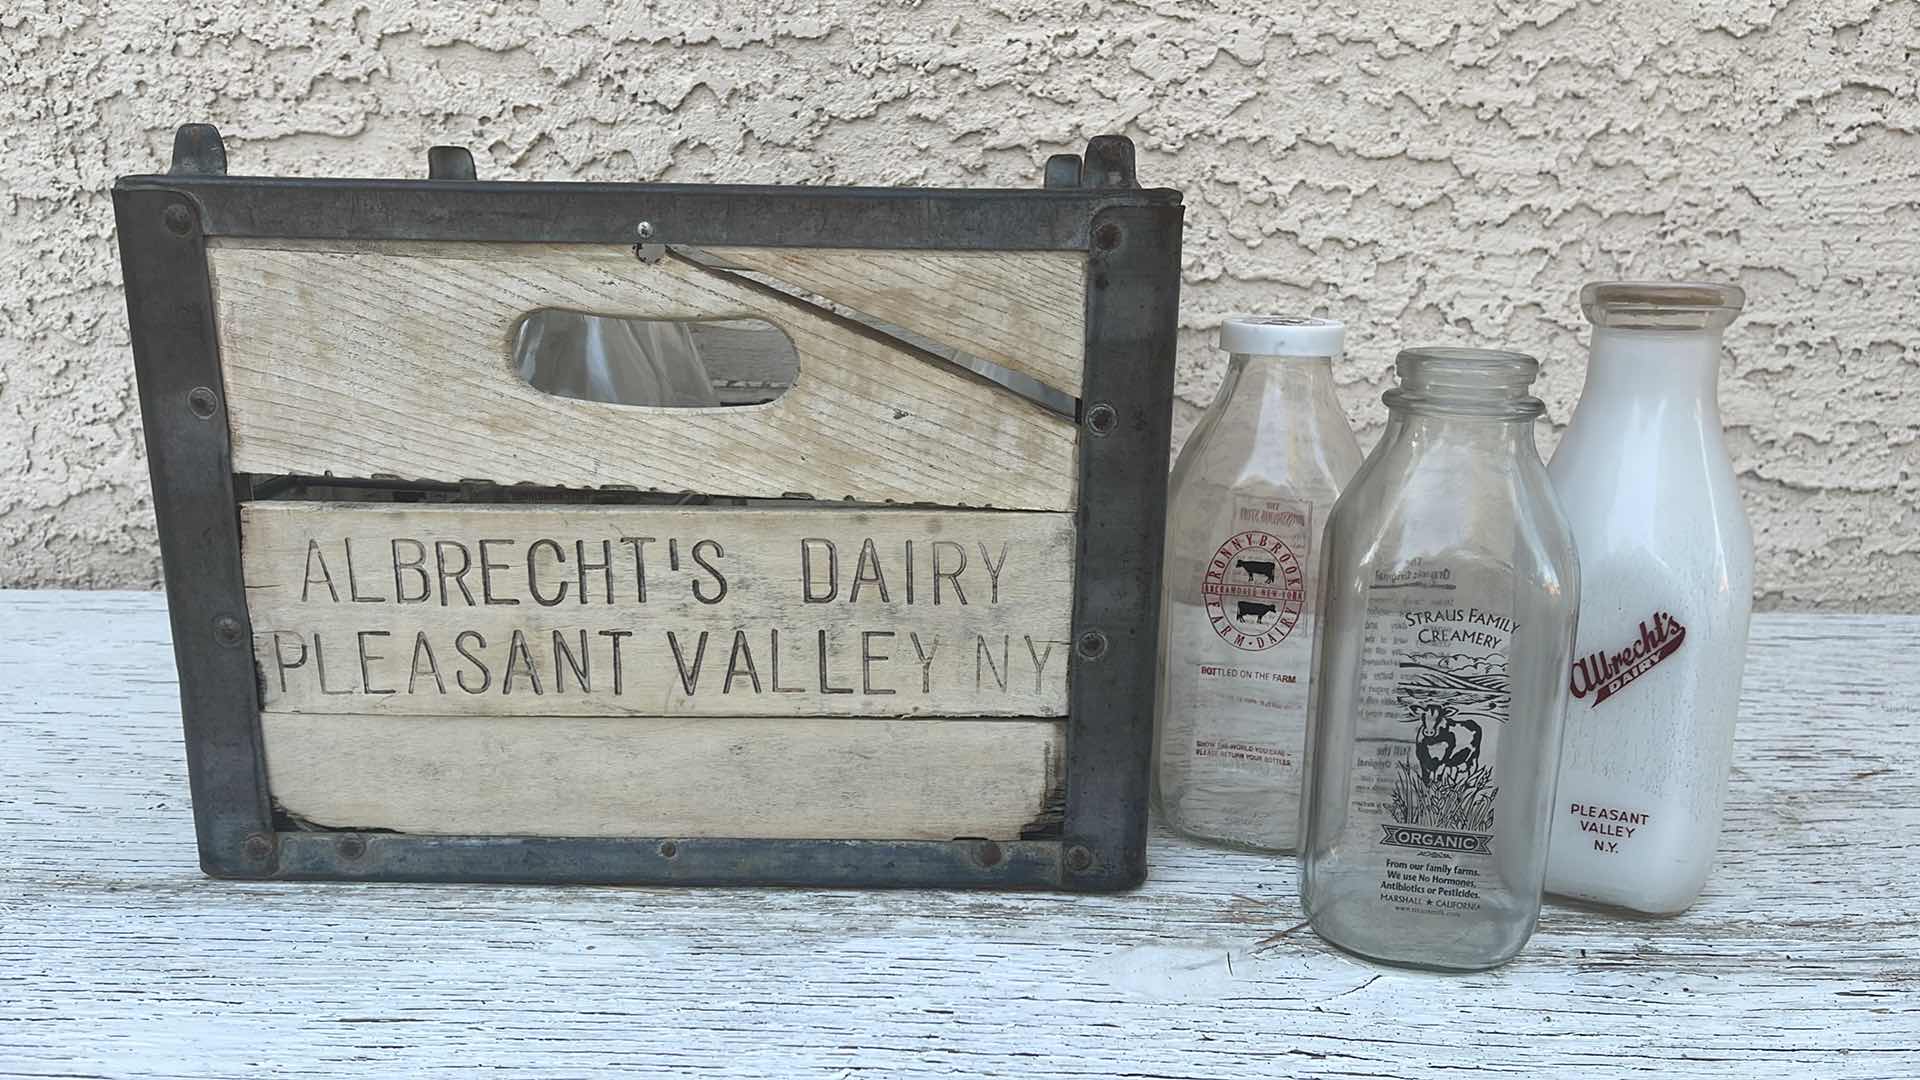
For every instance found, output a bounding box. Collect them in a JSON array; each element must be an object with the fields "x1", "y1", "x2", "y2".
[
  {"x1": 513, "y1": 312, "x2": 798, "y2": 408},
  {"x1": 205, "y1": 239, "x2": 1080, "y2": 510}
]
